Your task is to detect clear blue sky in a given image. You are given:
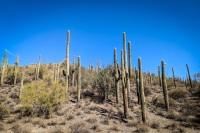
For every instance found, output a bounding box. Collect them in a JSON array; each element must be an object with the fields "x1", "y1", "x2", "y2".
[{"x1": 0, "y1": 0, "x2": 200, "y2": 79}]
